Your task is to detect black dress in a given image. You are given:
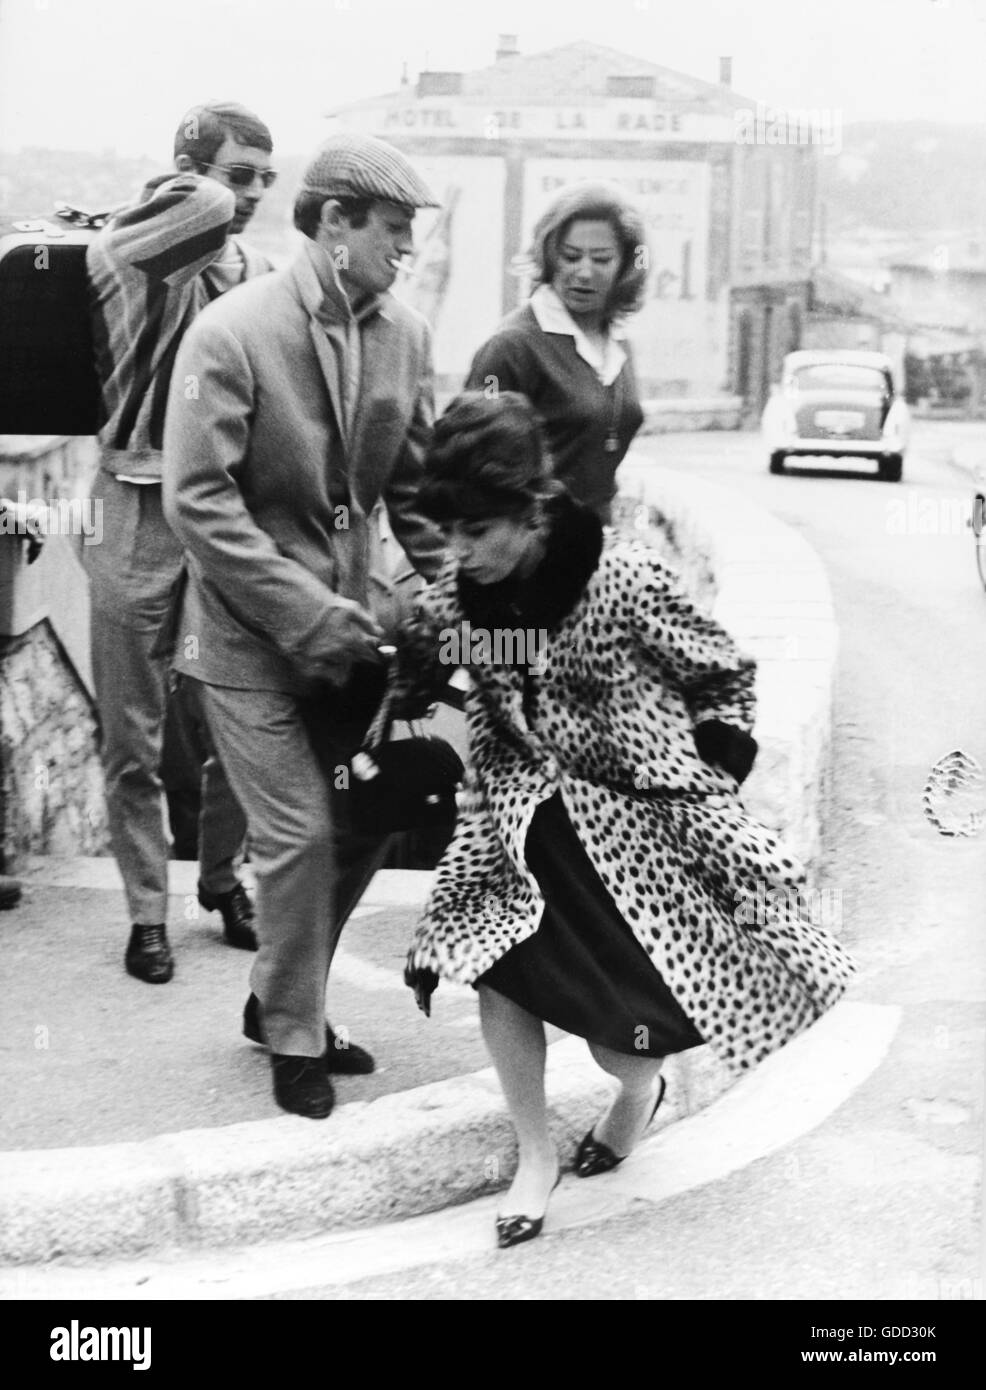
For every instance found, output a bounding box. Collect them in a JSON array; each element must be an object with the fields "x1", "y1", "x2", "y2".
[
  {"x1": 464, "y1": 495, "x2": 705, "y2": 1059},
  {"x1": 478, "y1": 791, "x2": 705, "y2": 1057}
]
